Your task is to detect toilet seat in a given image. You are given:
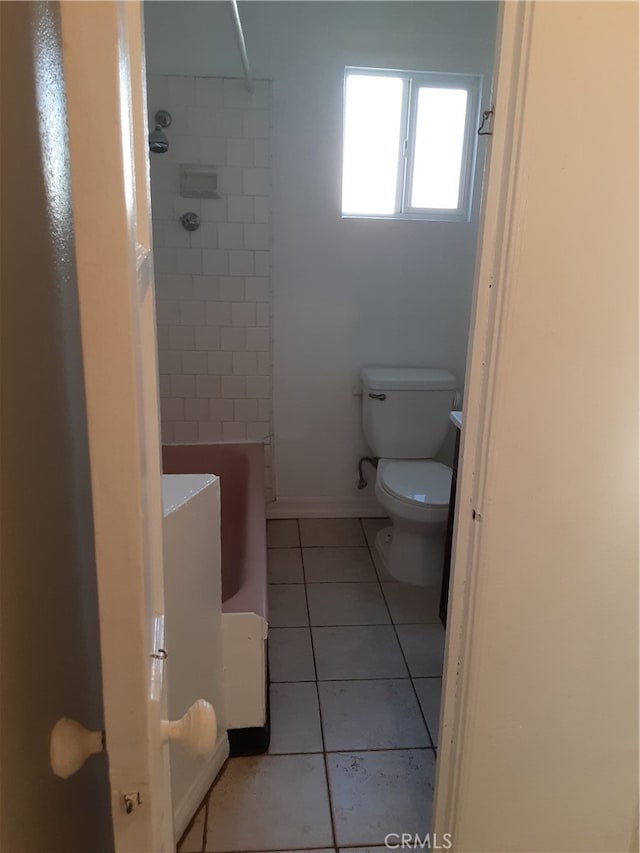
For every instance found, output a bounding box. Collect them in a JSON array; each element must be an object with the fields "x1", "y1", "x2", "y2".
[{"x1": 378, "y1": 459, "x2": 451, "y2": 508}]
